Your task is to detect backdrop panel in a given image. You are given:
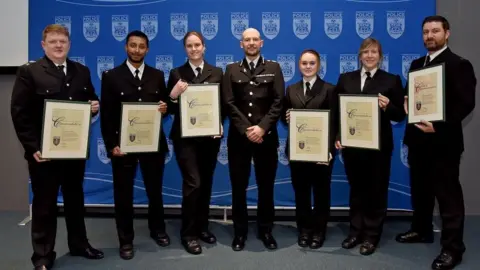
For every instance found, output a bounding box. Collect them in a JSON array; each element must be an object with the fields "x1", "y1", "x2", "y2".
[{"x1": 28, "y1": 0, "x2": 435, "y2": 210}]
